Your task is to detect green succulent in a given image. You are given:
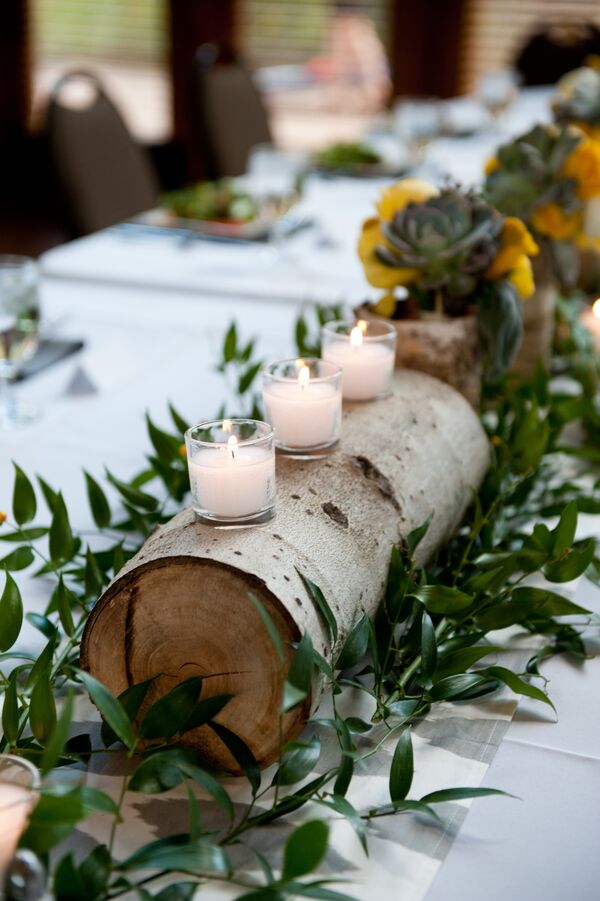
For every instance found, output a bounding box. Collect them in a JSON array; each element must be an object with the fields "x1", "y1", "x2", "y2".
[
  {"x1": 483, "y1": 125, "x2": 582, "y2": 220},
  {"x1": 553, "y1": 67, "x2": 600, "y2": 128},
  {"x1": 377, "y1": 188, "x2": 504, "y2": 301}
]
